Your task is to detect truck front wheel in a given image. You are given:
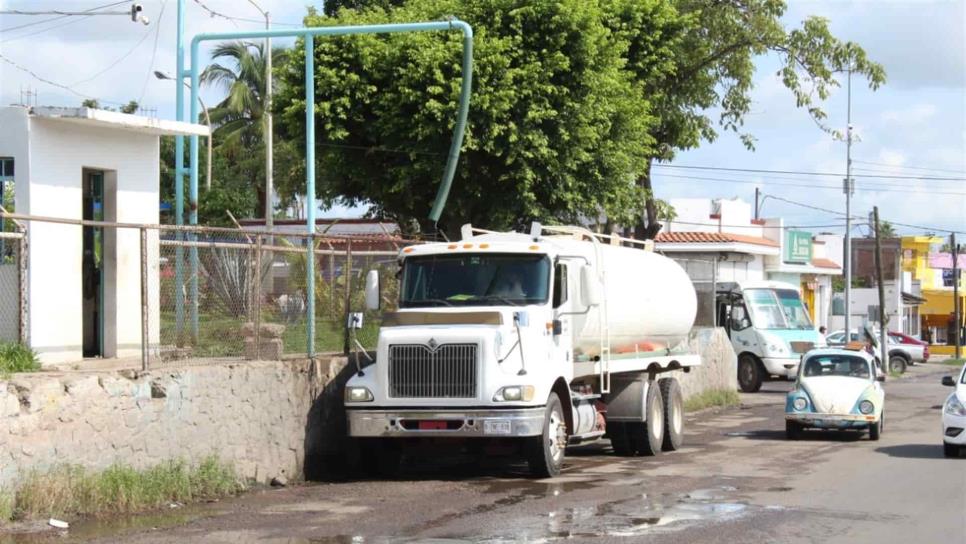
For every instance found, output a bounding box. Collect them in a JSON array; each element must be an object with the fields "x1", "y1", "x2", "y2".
[
  {"x1": 526, "y1": 392, "x2": 567, "y2": 478},
  {"x1": 738, "y1": 354, "x2": 763, "y2": 393}
]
